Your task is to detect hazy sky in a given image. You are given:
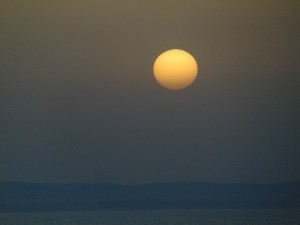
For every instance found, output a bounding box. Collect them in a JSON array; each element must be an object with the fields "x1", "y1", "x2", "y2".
[{"x1": 1, "y1": 0, "x2": 299, "y2": 184}]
